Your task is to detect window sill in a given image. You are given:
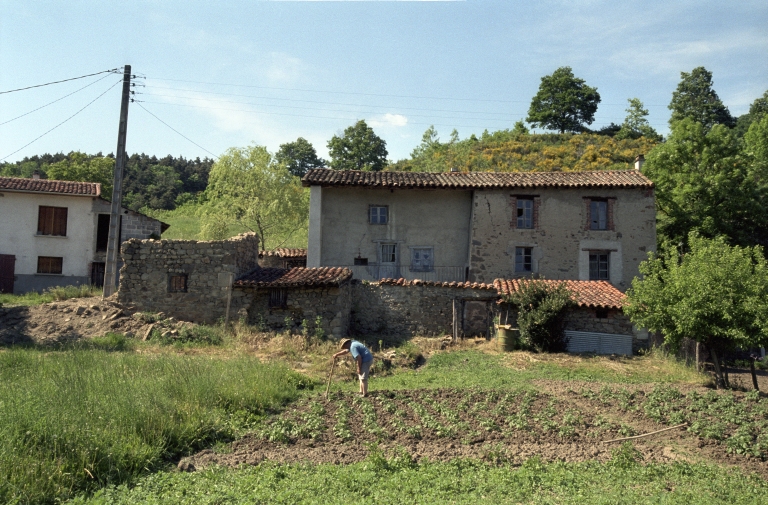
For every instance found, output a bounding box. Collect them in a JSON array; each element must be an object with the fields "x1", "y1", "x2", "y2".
[
  {"x1": 35, "y1": 273, "x2": 64, "y2": 276},
  {"x1": 34, "y1": 234, "x2": 68, "y2": 239}
]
